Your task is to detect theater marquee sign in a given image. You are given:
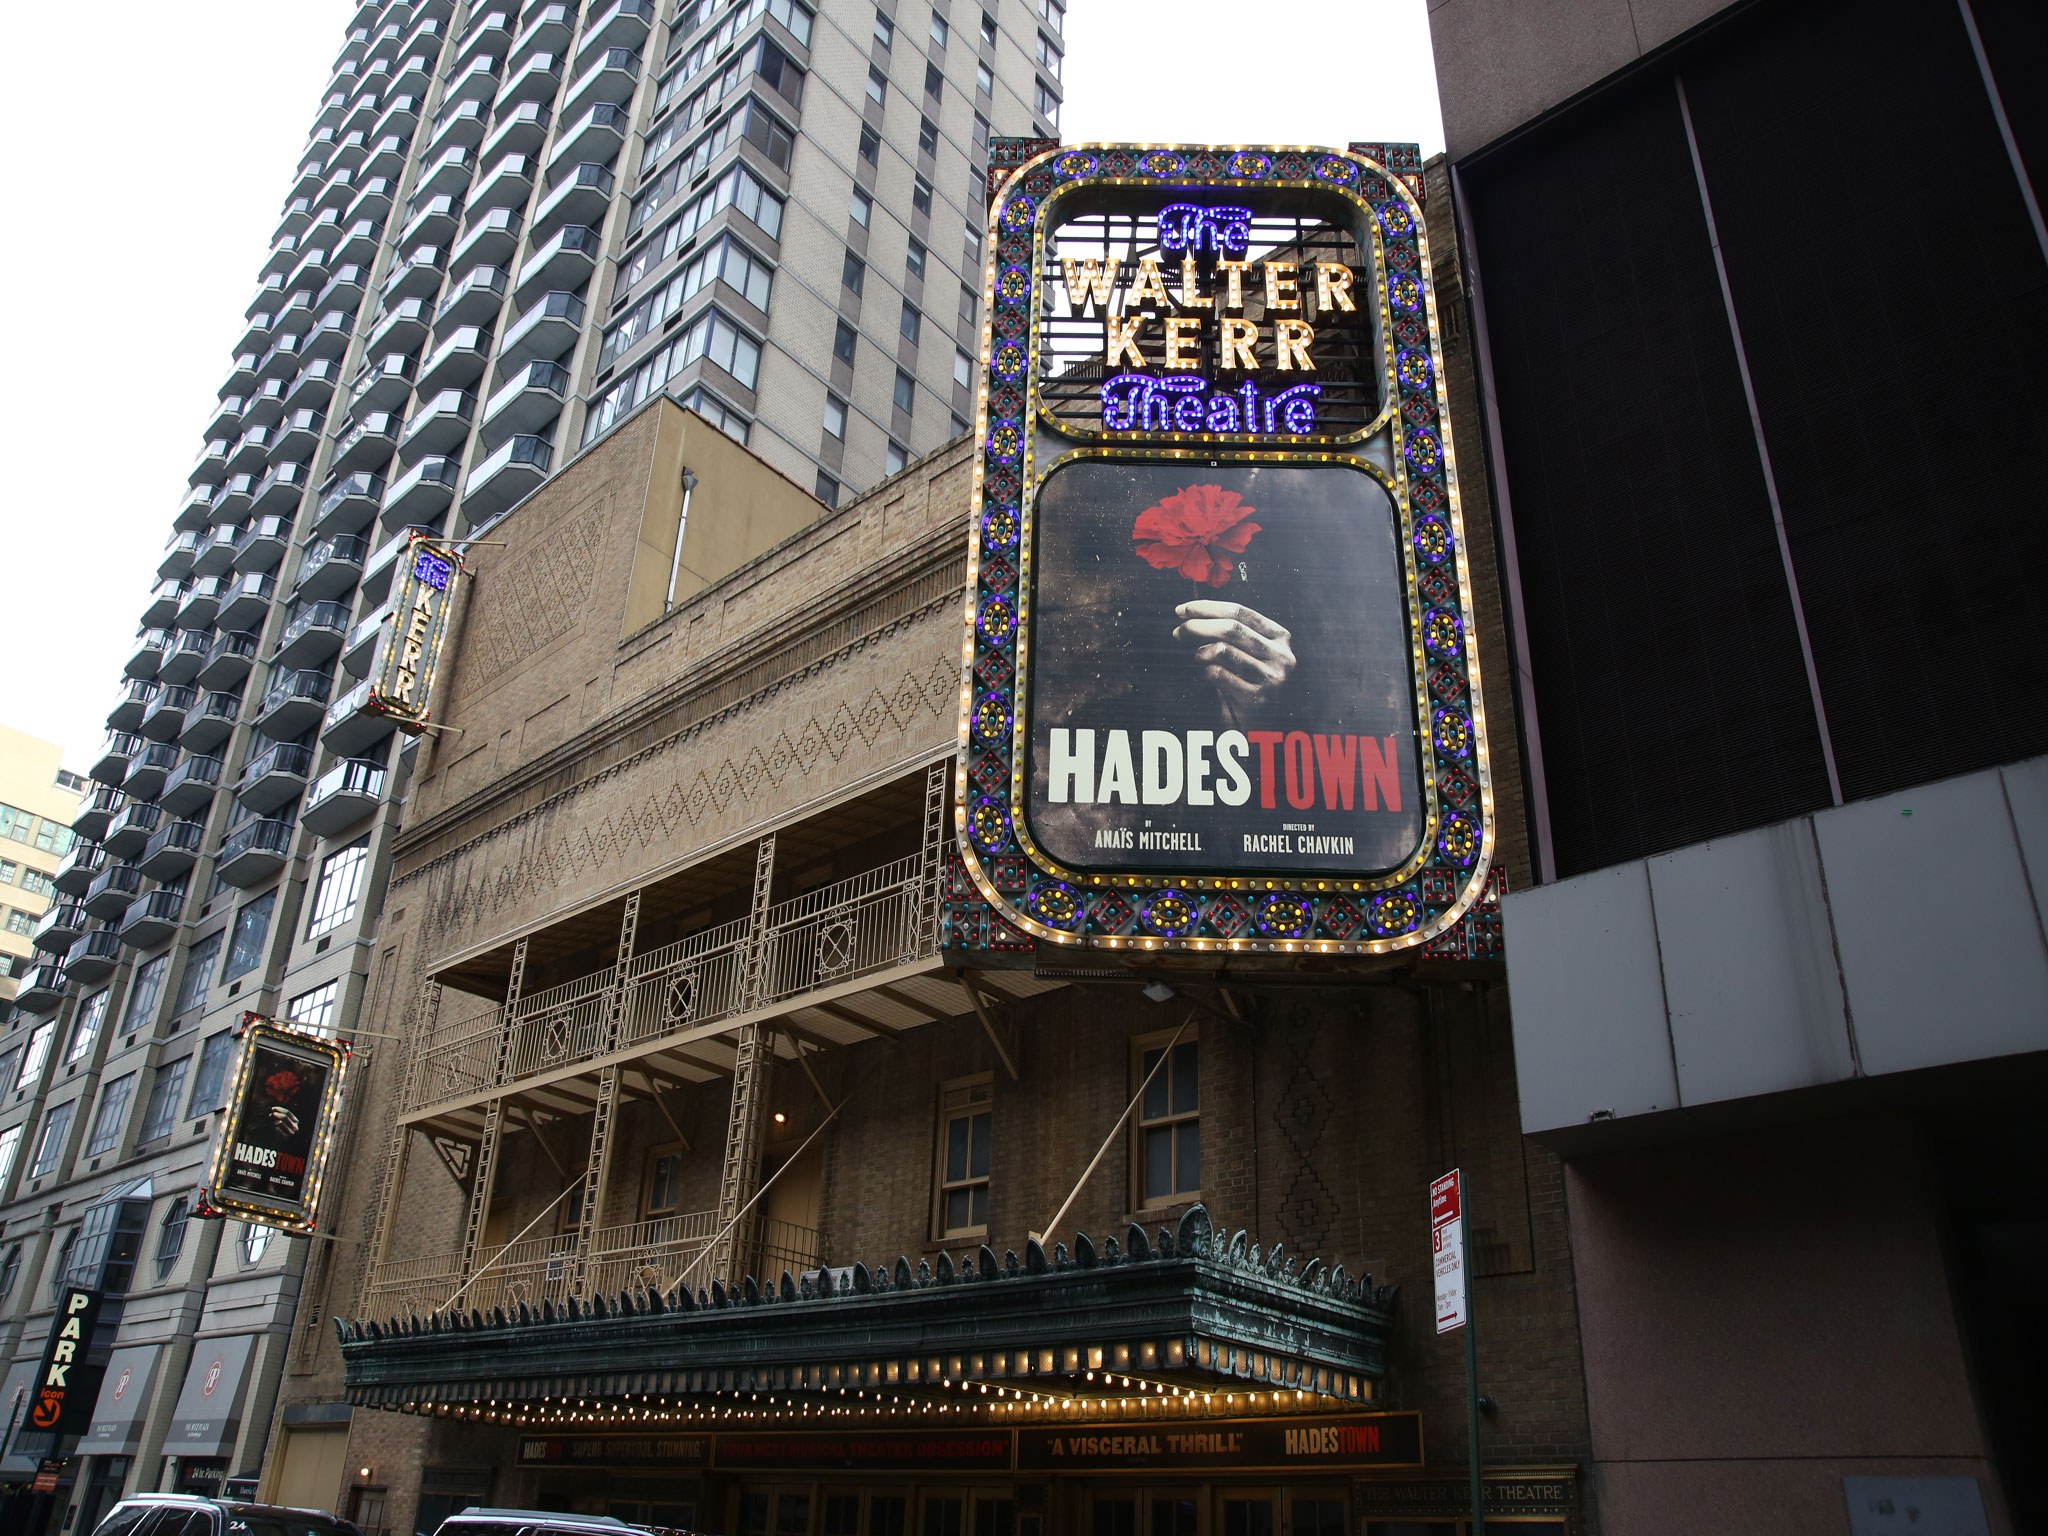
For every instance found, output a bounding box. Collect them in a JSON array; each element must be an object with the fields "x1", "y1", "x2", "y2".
[{"x1": 956, "y1": 142, "x2": 1493, "y2": 954}]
